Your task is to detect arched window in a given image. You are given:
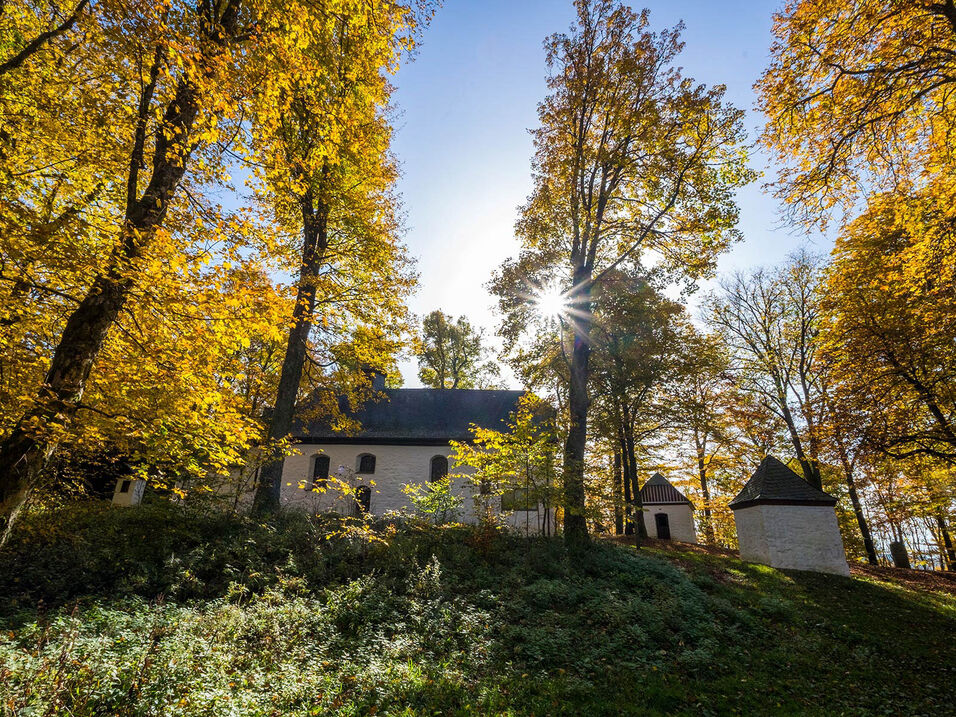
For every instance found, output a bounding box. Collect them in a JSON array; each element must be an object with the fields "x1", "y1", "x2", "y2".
[
  {"x1": 312, "y1": 454, "x2": 330, "y2": 489},
  {"x1": 355, "y1": 485, "x2": 371, "y2": 515},
  {"x1": 357, "y1": 453, "x2": 376, "y2": 474},
  {"x1": 430, "y1": 455, "x2": 448, "y2": 482}
]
